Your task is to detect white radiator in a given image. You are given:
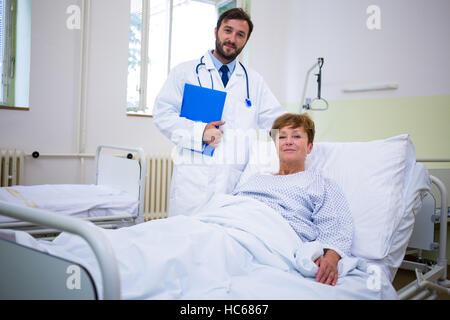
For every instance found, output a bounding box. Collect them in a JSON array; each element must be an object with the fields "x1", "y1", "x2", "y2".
[
  {"x1": 144, "y1": 155, "x2": 173, "y2": 221},
  {"x1": 0, "y1": 149, "x2": 24, "y2": 187}
]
